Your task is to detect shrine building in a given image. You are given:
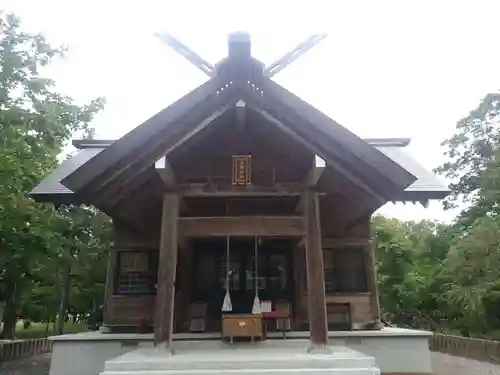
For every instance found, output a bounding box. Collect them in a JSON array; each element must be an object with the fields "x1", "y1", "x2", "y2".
[{"x1": 31, "y1": 32, "x2": 448, "y2": 375}]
